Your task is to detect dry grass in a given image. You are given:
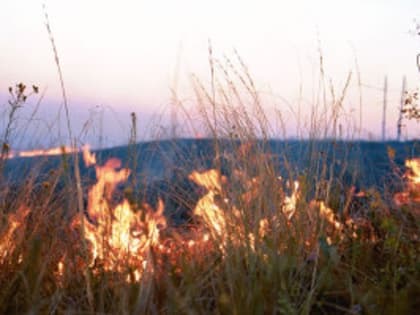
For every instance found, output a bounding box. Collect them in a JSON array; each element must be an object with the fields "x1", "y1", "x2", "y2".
[{"x1": 0, "y1": 37, "x2": 419, "y2": 315}]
